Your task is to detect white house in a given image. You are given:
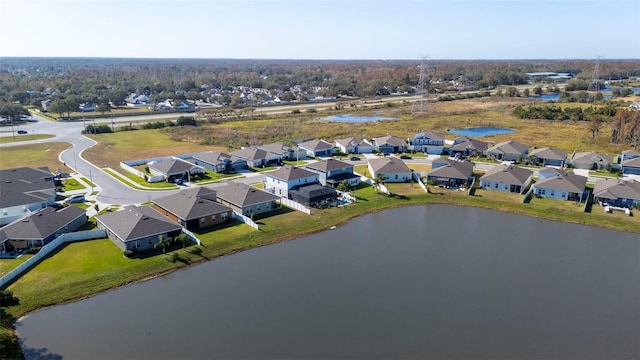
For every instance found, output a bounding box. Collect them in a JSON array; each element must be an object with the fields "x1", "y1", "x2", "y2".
[
  {"x1": 334, "y1": 137, "x2": 374, "y2": 154},
  {"x1": 0, "y1": 167, "x2": 56, "y2": 226},
  {"x1": 305, "y1": 159, "x2": 360, "y2": 187},
  {"x1": 533, "y1": 170, "x2": 587, "y2": 201},
  {"x1": 264, "y1": 165, "x2": 319, "y2": 197},
  {"x1": 479, "y1": 164, "x2": 533, "y2": 194},
  {"x1": 367, "y1": 157, "x2": 412, "y2": 182}
]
